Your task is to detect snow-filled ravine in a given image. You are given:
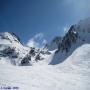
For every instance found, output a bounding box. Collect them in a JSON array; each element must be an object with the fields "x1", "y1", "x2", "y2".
[{"x1": 0, "y1": 44, "x2": 90, "y2": 90}]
